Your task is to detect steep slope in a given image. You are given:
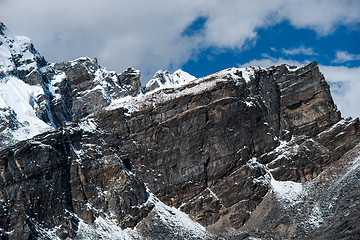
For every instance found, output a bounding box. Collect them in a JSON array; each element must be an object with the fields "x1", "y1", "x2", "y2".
[
  {"x1": 0, "y1": 21, "x2": 143, "y2": 148},
  {"x1": 0, "y1": 22, "x2": 50, "y2": 144},
  {"x1": 0, "y1": 23, "x2": 193, "y2": 150},
  {"x1": 93, "y1": 63, "x2": 359, "y2": 239},
  {"x1": 0, "y1": 23, "x2": 359, "y2": 239}
]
